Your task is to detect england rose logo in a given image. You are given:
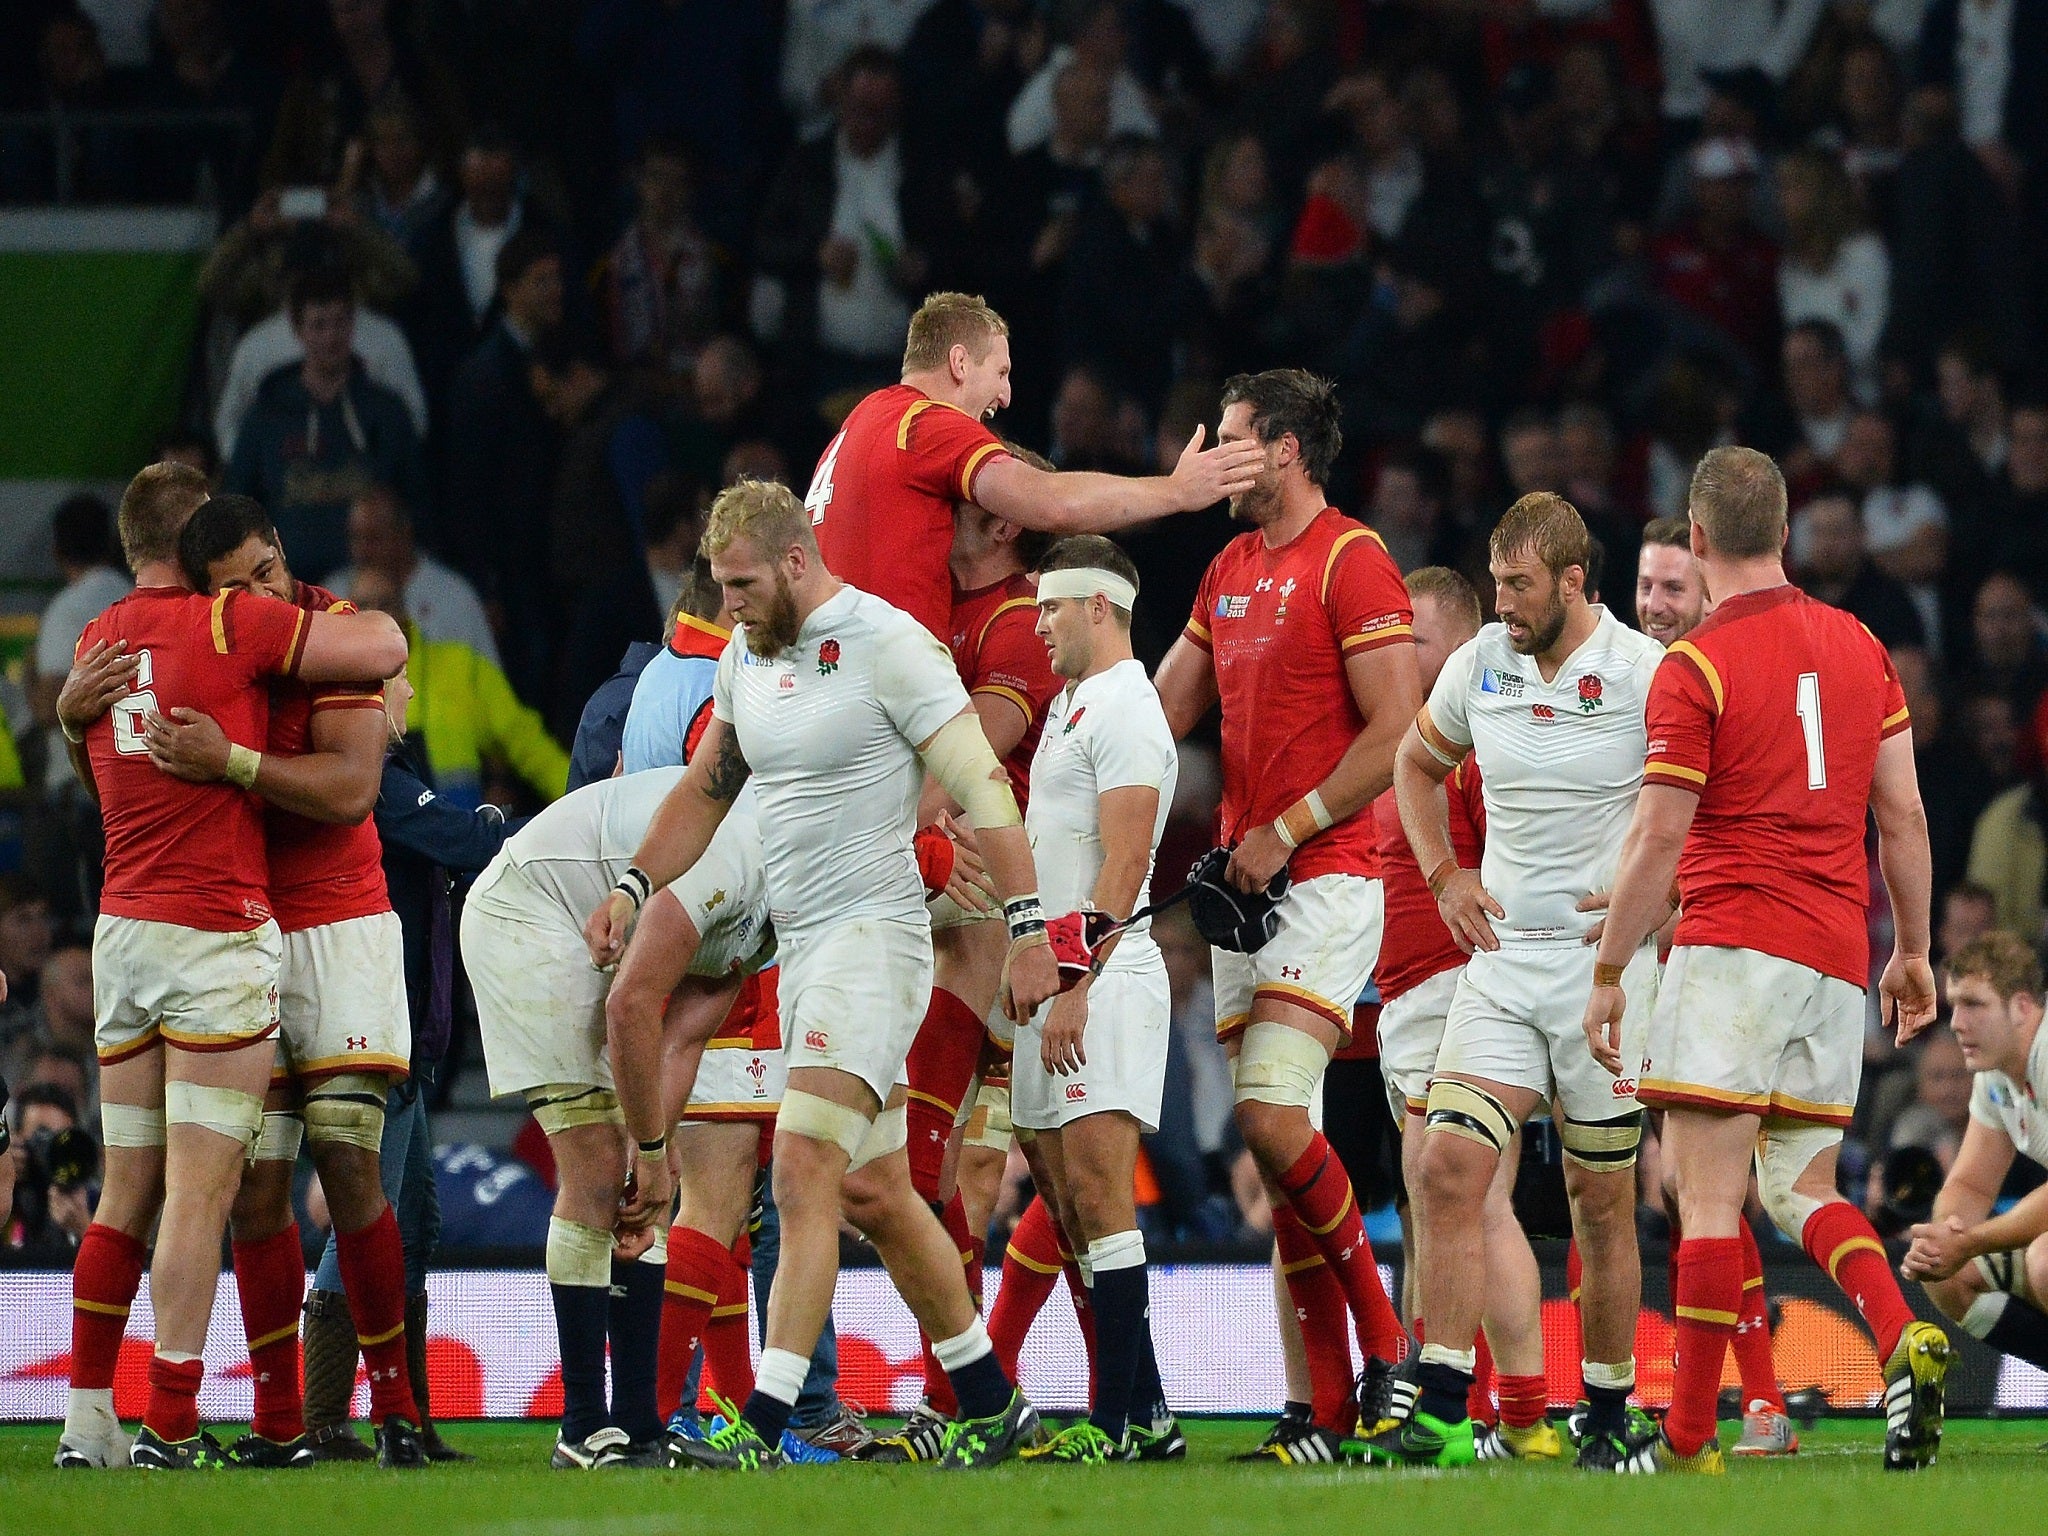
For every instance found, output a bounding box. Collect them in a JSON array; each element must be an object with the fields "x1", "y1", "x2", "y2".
[
  {"x1": 1577, "y1": 674, "x2": 1603, "y2": 712},
  {"x1": 817, "y1": 638, "x2": 841, "y2": 675}
]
